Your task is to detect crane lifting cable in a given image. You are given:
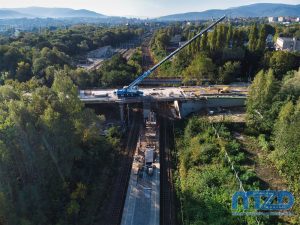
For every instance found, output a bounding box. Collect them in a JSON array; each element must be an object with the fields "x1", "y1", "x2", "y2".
[{"x1": 114, "y1": 16, "x2": 226, "y2": 98}]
